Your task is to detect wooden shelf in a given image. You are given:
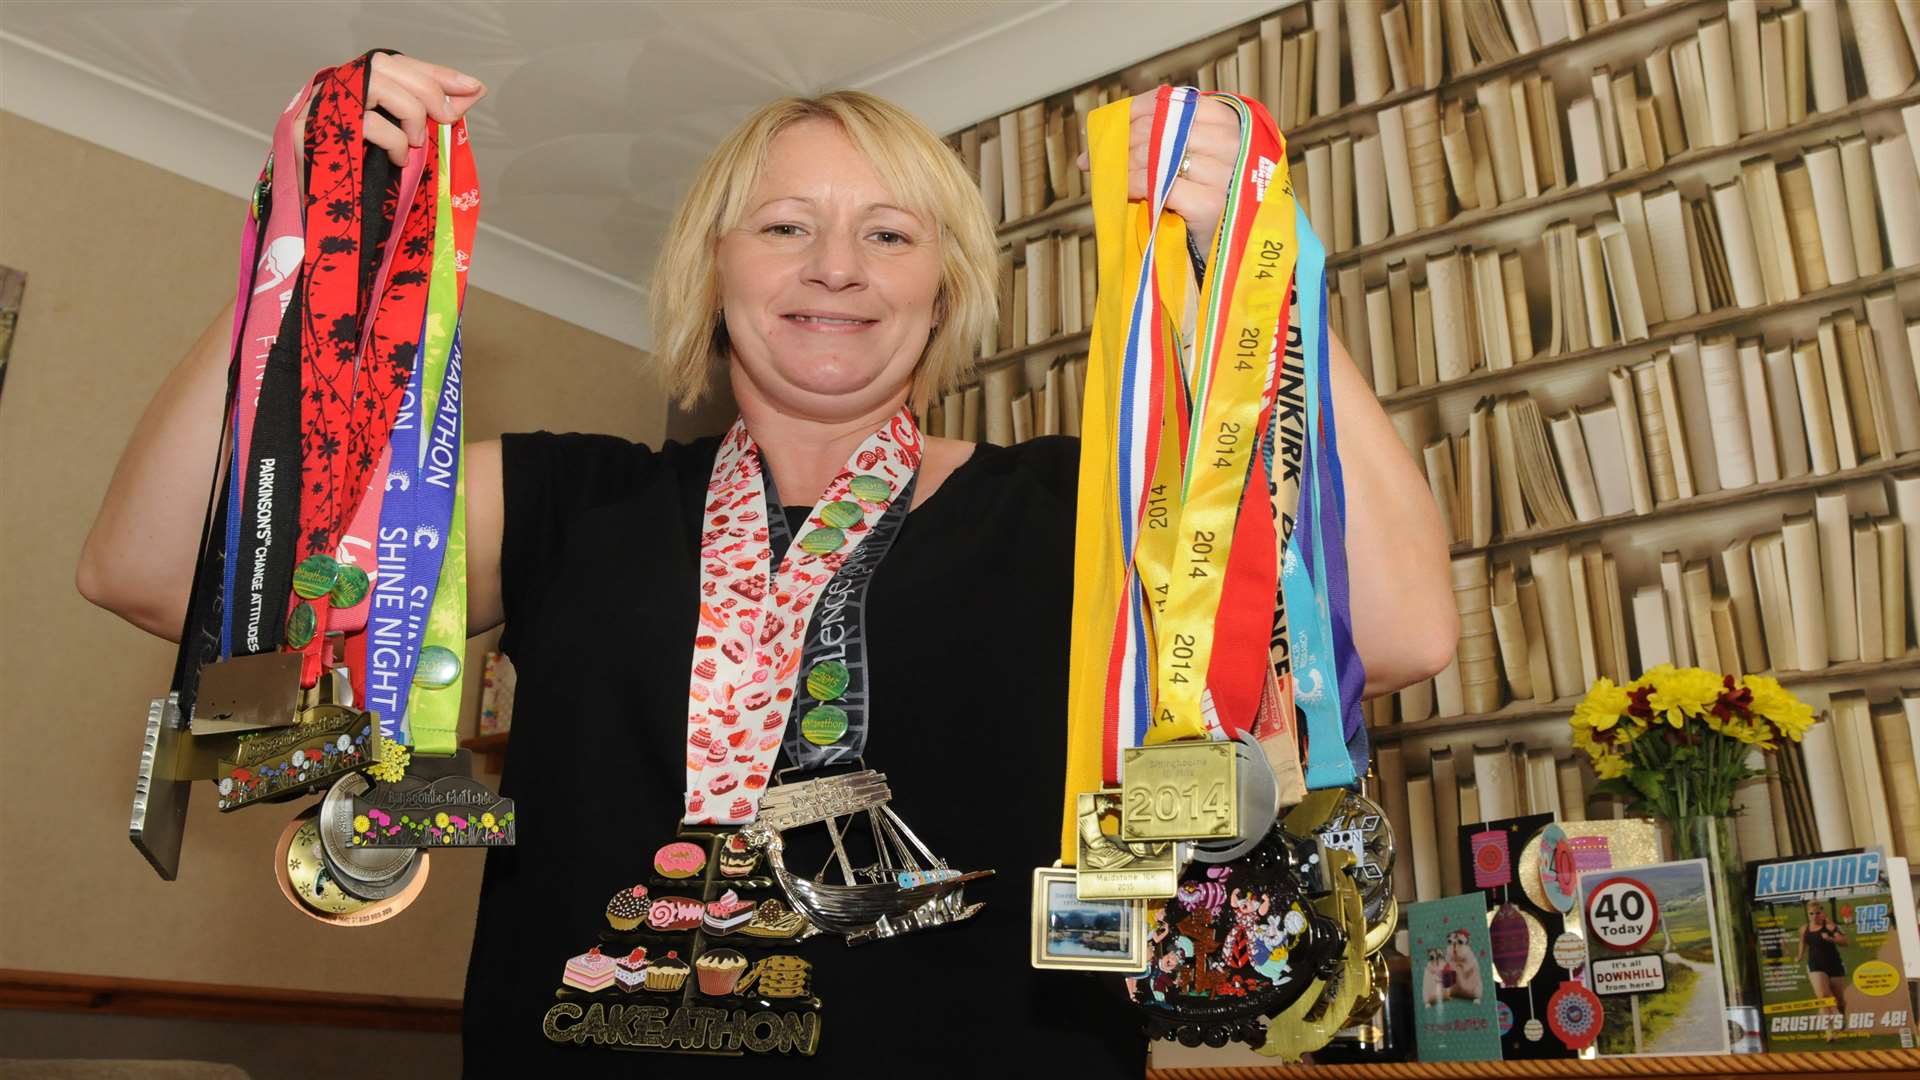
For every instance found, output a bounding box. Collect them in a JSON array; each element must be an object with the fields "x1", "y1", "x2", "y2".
[
  {"x1": 975, "y1": 325, "x2": 1093, "y2": 375},
  {"x1": 994, "y1": 194, "x2": 1091, "y2": 246},
  {"x1": 1329, "y1": 84, "x2": 1920, "y2": 273},
  {"x1": 460, "y1": 730, "x2": 508, "y2": 774},
  {"x1": 0, "y1": 967, "x2": 461, "y2": 1033},
  {"x1": 1149, "y1": 1049, "x2": 1920, "y2": 1079},
  {"x1": 1380, "y1": 261, "x2": 1920, "y2": 412},
  {"x1": 1368, "y1": 652, "x2": 1920, "y2": 746},
  {"x1": 1451, "y1": 449, "x2": 1920, "y2": 559}
]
